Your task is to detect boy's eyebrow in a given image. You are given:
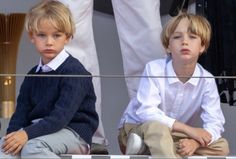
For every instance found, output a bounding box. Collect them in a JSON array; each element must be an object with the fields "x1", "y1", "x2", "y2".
[
  {"x1": 172, "y1": 31, "x2": 182, "y2": 34},
  {"x1": 173, "y1": 31, "x2": 196, "y2": 34},
  {"x1": 37, "y1": 30, "x2": 63, "y2": 34}
]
